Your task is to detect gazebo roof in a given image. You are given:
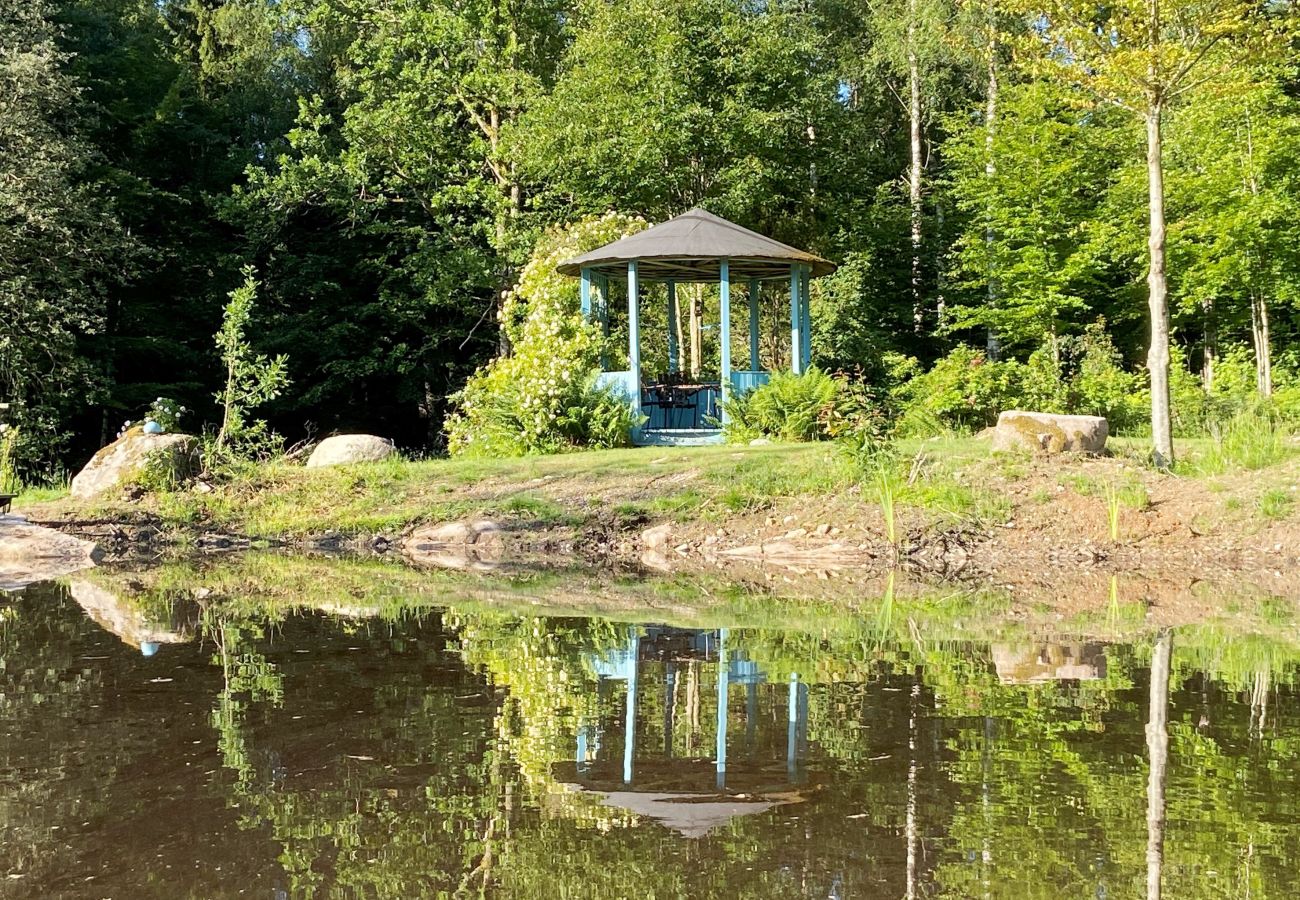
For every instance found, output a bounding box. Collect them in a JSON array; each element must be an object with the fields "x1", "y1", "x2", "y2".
[{"x1": 557, "y1": 207, "x2": 836, "y2": 281}]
